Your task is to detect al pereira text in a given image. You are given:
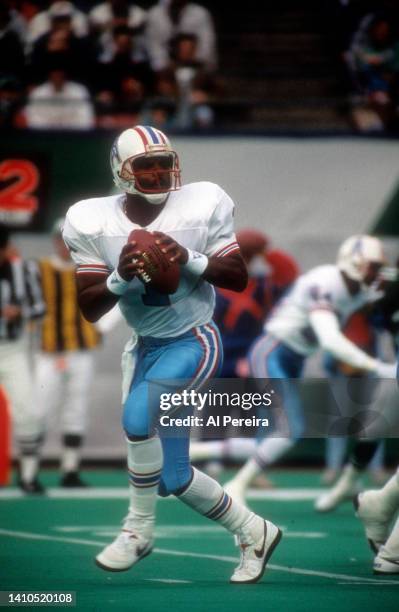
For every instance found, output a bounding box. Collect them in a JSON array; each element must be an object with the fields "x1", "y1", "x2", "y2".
[{"x1": 159, "y1": 415, "x2": 270, "y2": 428}]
